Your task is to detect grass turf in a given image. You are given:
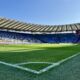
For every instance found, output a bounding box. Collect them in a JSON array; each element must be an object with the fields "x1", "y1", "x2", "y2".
[
  {"x1": 0, "y1": 44, "x2": 79, "y2": 63},
  {"x1": 20, "y1": 63, "x2": 50, "y2": 71},
  {"x1": 0, "y1": 43, "x2": 80, "y2": 71}
]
